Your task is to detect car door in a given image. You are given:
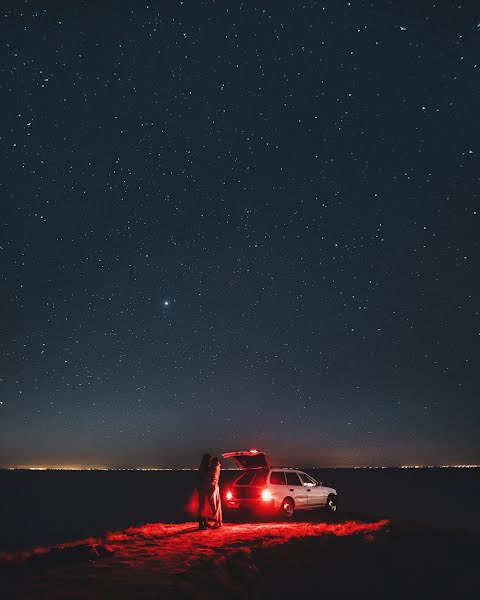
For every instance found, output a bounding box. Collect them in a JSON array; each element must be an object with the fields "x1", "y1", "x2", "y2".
[
  {"x1": 299, "y1": 472, "x2": 326, "y2": 507},
  {"x1": 269, "y1": 470, "x2": 287, "y2": 503},
  {"x1": 285, "y1": 471, "x2": 308, "y2": 508}
]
